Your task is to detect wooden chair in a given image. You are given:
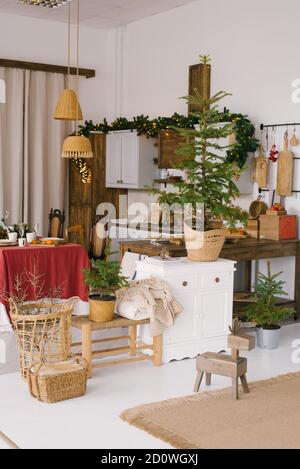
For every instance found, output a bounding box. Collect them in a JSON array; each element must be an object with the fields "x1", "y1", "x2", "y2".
[
  {"x1": 48, "y1": 209, "x2": 65, "y2": 238},
  {"x1": 194, "y1": 319, "x2": 255, "y2": 400},
  {"x1": 64, "y1": 224, "x2": 84, "y2": 245},
  {"x1": 89, "y1": 215, "x2": 109, "y2": 259}
]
